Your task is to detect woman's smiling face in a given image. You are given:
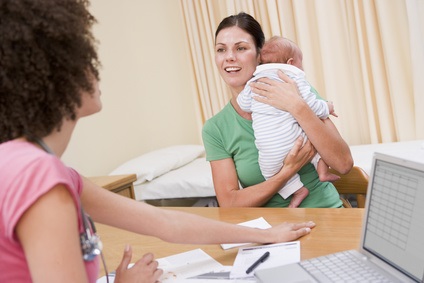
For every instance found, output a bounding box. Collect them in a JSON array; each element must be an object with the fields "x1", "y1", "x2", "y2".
[{"x1": 215, "y1": 26, "x2": 260, "y2": 95}]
